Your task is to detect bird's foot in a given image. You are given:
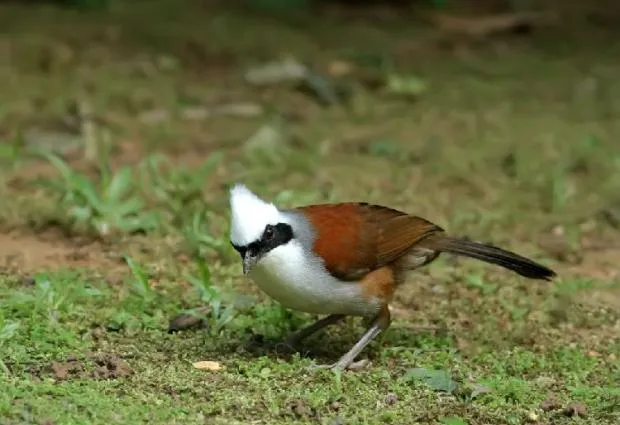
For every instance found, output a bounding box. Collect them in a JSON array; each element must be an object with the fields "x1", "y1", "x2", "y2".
[
  {"x1": 306, "y1": 359, "x2": 369, "y2": 372},
  {"x1": 306, "y1": 362, "x2": 342, "y2": 371}
]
